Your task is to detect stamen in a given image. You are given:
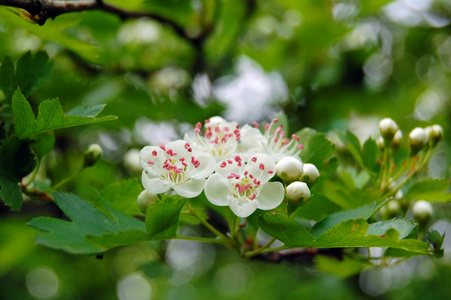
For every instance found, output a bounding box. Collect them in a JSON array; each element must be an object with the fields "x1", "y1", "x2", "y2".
[
  {"x1": 259, "y1": 163, "x2": 265, "y2": 170},
  {"x1": 147, "y1": 160, "x2": 155, "y2": 165},
  {"x1": 152, "y1": 150, "x2": 158, "y2": 156},
  {"x1": 252, "y1": 122, "x2": 260, "y2": 128}
]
